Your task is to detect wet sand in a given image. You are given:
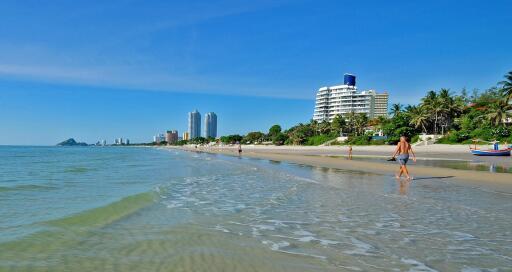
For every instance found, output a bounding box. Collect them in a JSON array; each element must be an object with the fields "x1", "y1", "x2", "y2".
[{"x1": 172, "y1": 145, "x2": 512, "y2": 194}]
